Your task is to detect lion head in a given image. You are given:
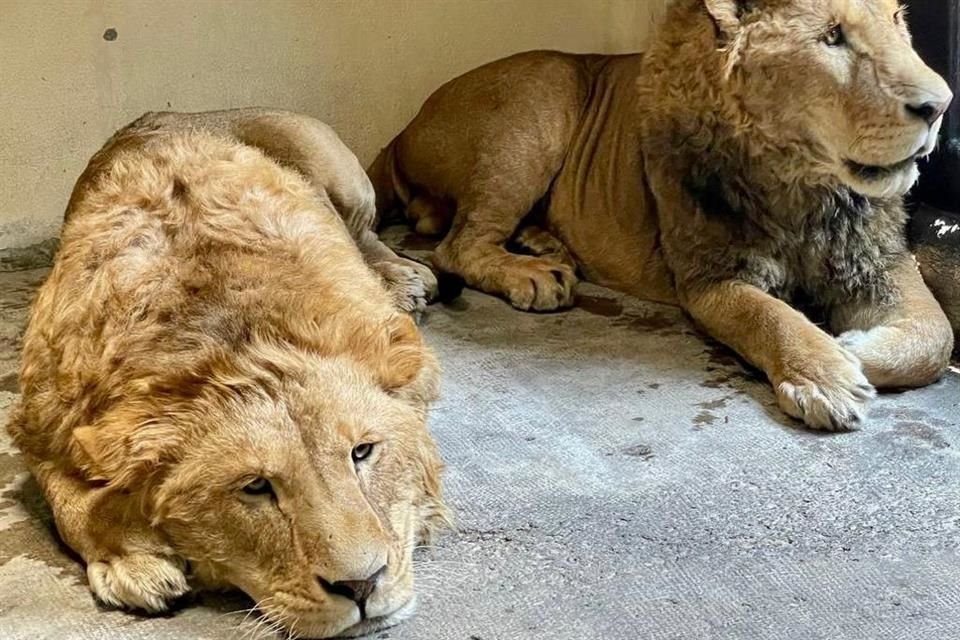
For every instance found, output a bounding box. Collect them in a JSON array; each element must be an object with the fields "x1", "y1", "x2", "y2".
[
  {"x1": 652, "y1": 0, "x2": 952, "y2": 199},
  {"x1": 73, "y1": 334, "x2": 447, "y2": 638}
]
